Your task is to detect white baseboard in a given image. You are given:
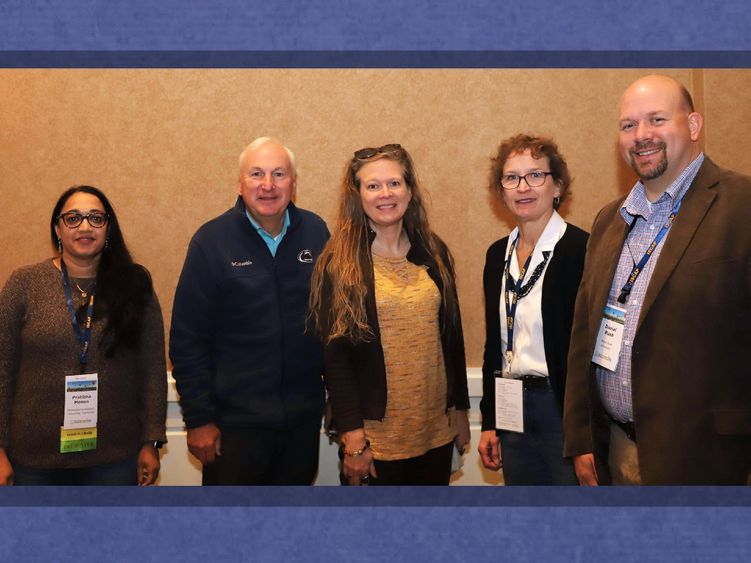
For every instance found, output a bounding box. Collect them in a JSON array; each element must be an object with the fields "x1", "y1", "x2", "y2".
[{"x1": 160, "y1": 368, "x2": 502, "y2": 486}]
